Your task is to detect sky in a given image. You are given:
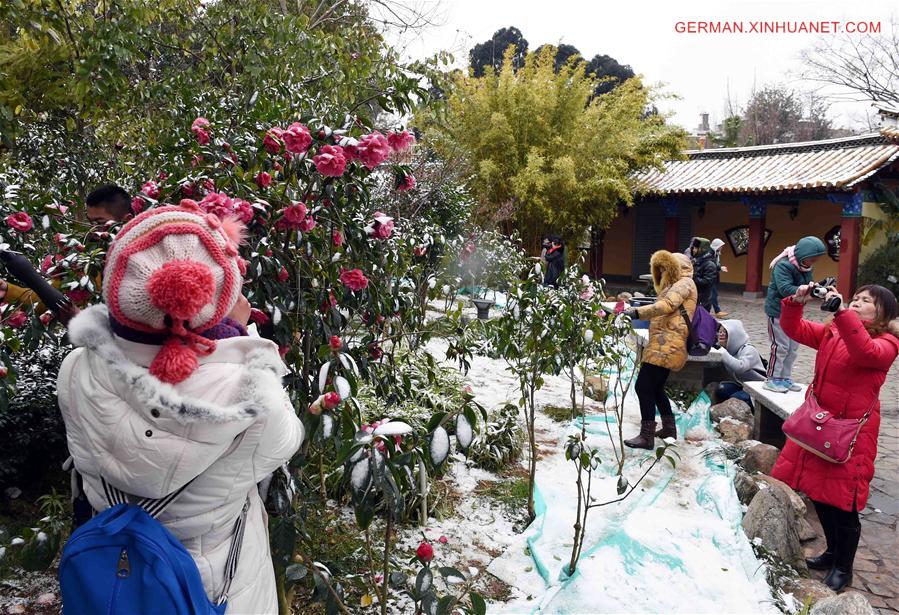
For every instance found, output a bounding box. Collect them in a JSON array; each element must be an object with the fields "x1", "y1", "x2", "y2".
[{"x1": 382, "y1": 0, "x2": 898, "y2": 133}]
